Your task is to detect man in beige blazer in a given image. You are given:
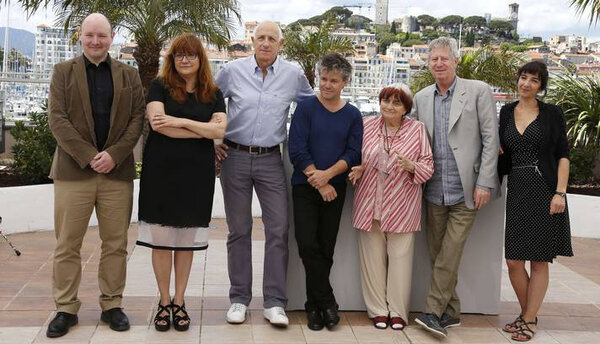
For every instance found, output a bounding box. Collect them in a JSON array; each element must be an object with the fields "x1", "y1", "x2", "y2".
[
  {"x1": 46, "y1": 13, "x2": 144, "y2": 338},
  {"x1": 412, "y1": 37, "x2": 500, "y2": 338}
]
